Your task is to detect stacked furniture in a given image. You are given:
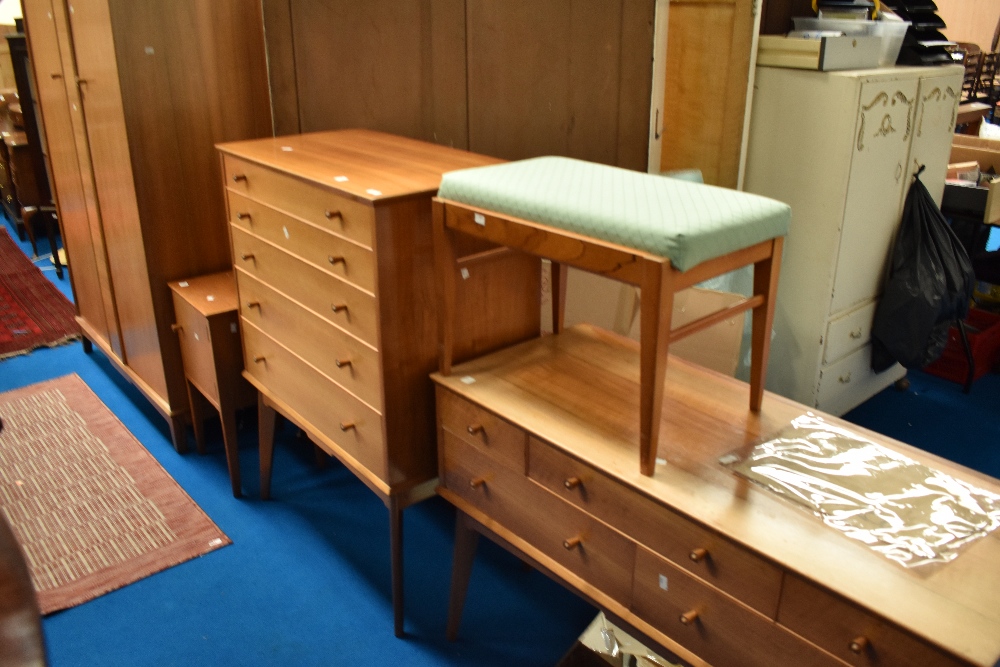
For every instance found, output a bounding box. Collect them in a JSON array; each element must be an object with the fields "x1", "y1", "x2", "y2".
[
  {"x1": 22, "y1": 0, "x2": 272, "y2": 450},
  {"x1": 745, "y1": 65, "x2": 963, "y2": 415},
  {"x1": 215, "y1": 129, "x2": 538, "y2": 636}
]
